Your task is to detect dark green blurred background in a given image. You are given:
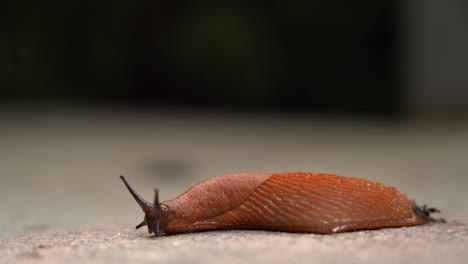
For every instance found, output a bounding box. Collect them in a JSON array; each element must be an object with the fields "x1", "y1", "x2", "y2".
[
  {"x1": 2, "y1": 1, "x2": 467, "y2": 116},
  {"x1": 1, "y1": 1, "x2": 398, "y2": 114}
]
